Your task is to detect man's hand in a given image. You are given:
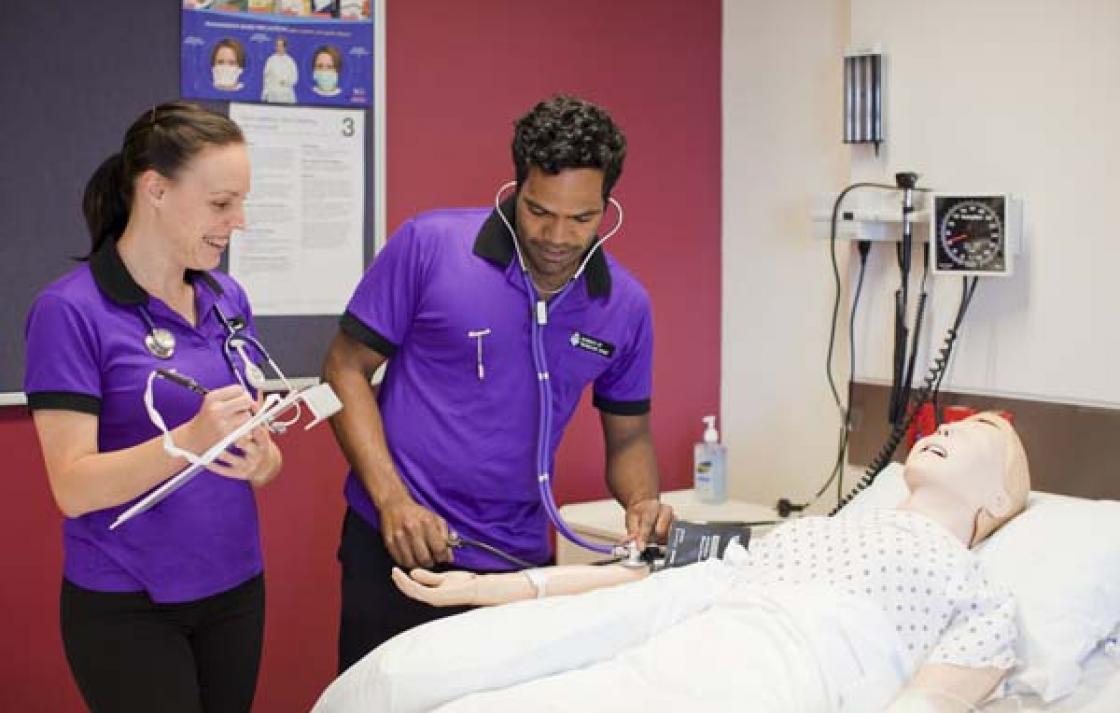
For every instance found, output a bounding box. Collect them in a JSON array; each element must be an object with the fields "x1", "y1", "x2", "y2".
[
  {"x1": 379, "y1": 495, "x2": 453, "y2": 570},
  {"x1": 625, "y1": 498, "x2": 674, "y2": 549}
]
